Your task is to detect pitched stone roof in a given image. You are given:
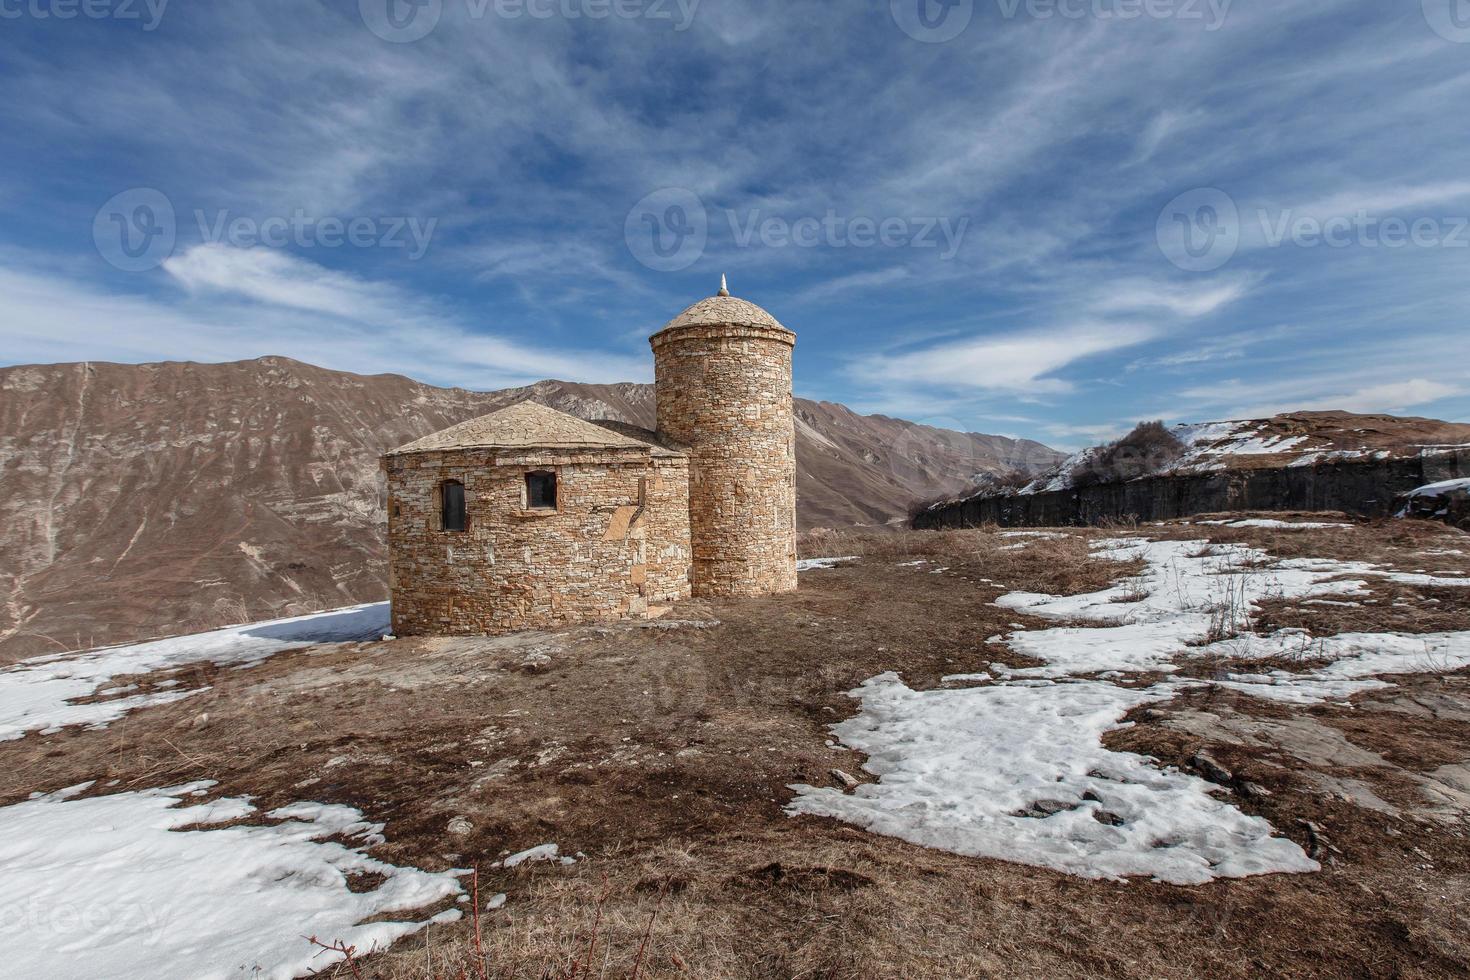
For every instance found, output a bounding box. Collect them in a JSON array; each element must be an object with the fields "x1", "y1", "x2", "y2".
[
  {"x1": 385, "y1": 401, "x2": 682, "y2": 457},
  {"x1": 587, "y1": 419, "x2": 688, "y2": 458},
  {"x1": 657, "y1": 293, "x2": 791, "y2": 334}
]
